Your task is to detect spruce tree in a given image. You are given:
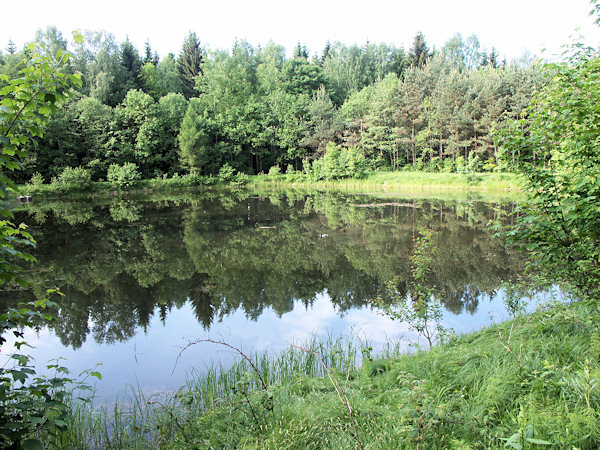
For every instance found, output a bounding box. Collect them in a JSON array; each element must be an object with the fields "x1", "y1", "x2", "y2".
[
  {"x1": 293, "y1": 42, "x2": 309, "y2": 59},
  {"x1": 177, "y1": 32, "x2": 203, "y2": 99},
  {"x1": 320, "y1": 40, "x2": 332, "y2": 66},
  {"x1": 120, "y1": 38, "x2": 142, "y2": 90},
  {"x1": 144, "y1": 40, "x2": 153, "y2": 64},
  {"x1": 6, "y1": 40, "x2": 16, "y2": 55},
  {"x1": 408, "y1": 32, "x2": 429, "y2": 68}
]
